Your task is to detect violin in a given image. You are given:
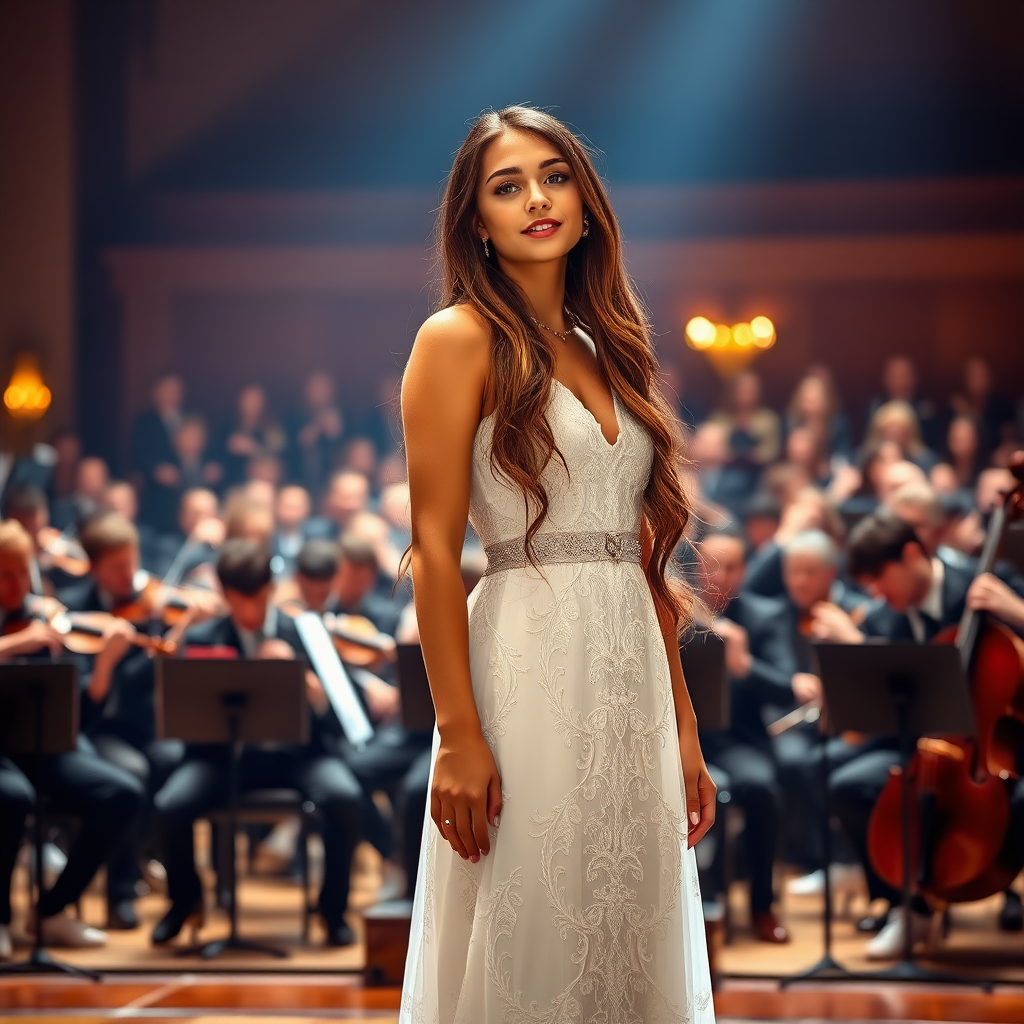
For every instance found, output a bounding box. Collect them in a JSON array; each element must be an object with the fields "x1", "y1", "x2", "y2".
[
  {"x1": 323, "y1": 611, "x2": 397, "y2": 667},
  {"x1": 35, "y1": 527, "x2": 90, "y2": 578},
  {"x1": 1, "y1": 596, "x2": 177, "y2": 657},
  {"x1": 867, "y1": 451, "x2": 1024, "y2": 904},
  {"x1": 276, "y1": 596, "x2": 396, "y2": 668},
  {"x1": 769, "y1": 601, "x2": 870, "y2": 739},
  {"x1": 108, "y1": 575, "x2": 225, "y2": 629}
]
